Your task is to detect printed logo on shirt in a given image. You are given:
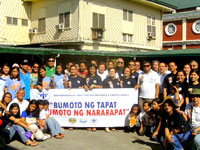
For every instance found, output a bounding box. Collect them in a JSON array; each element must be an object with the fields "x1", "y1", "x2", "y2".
[
  {"x1": 127, "y1": 81, "x2": 131, "y2": 85},
  {"x1": 131, "y1": 76, "x2": 135, "y2": 79},
  {"x1": 117, "y1": 82, "x2": 120, "y2": 85},
  {"x1": 121, "y1": 74, "x2": 124, "y2": 77},
  {"x1": 77, "y1": 80, "x2": 80, "y2": 84},
  {"x1": 11, "y1": 82, "x2": 21, "y2": 90},
  {"x1": 168, "y1": 77, "x2": 172, "y2": 84},
  {"x1": 188, "y1": 88, "x2": 193, "y2": 93},
  {"x1": 93, "y1": 80, "x2": 97, "y2": 83}
]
